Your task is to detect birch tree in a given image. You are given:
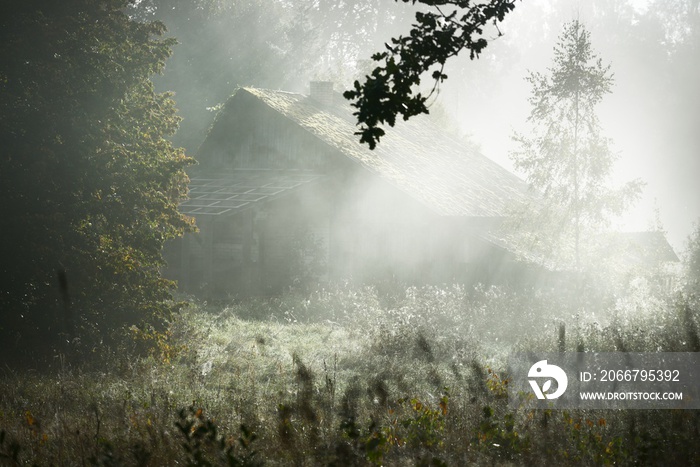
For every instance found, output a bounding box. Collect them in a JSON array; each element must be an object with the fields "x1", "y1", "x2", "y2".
[{"x1": 510, "y1": 20, "x2": 643, "y2": 271}]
